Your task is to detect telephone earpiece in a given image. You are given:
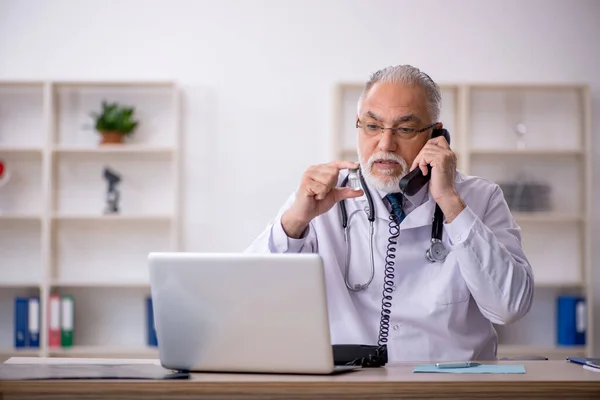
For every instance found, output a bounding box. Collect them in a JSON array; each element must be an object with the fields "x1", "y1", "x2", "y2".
[
  {"x1": 398, "y1": 128, "x2": 451, "y2": 196},
  {"x1": 433, "y1": 128, "x2": 450, "y2": 146}
]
